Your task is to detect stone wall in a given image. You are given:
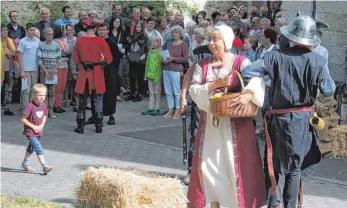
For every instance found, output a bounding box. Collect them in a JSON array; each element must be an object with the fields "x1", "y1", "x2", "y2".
[
  {"x1": 282, "y1": 1, "x2": 347, "y2": 83},
  {"x1": 0, "y1": 1, "x2": 129, "y2": 23}
]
